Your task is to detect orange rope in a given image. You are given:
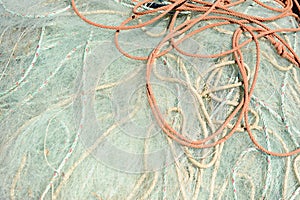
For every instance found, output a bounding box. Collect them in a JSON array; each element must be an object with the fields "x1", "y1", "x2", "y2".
[{"x1": 72, "y1": 0, "x2": 300, "y2": 156}]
